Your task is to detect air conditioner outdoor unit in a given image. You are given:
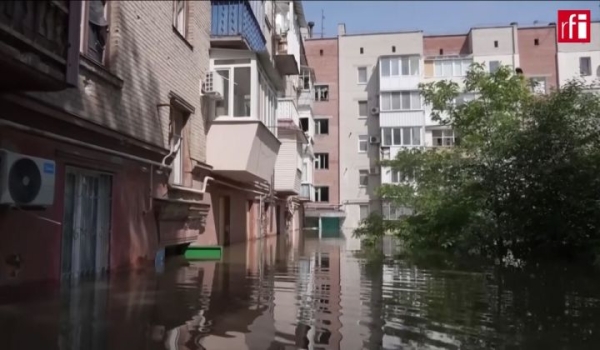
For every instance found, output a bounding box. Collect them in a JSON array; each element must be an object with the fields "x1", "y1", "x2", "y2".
[
  {"x1": 201, "y1": 71, "x2": 225, "y2": 100},
  {"x1": 370, "y1": 167, "x2": 380, "y2": 175},
  {"x1": 0, "y1": 149, "x2": 56, "y2": 206},
  {"x1": 369, "y1": 136, "x2": 381, "y2": 144},
  {"x1": 371, "y1": 107, "x2": 380, "y2": 116}
]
